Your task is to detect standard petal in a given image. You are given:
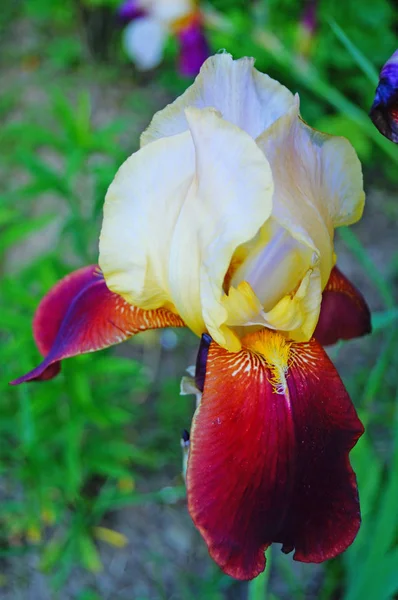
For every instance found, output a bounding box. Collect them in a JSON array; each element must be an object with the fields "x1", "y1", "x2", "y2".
[
  {"x1": 227, "y1": 217, "x2": 320, "y2": 339},
  {"x1": 257, "y1": 100, "x2": 365, "y2": 288},
  {"x1": 187, "y1": 331, "x2": 363, "y2": 580},
  {"x1": 304, "y1": 123, "x2": 365, "y2": 228},
  {"x1": 100, "y1": 107, "x2": 273, "y2": 349},
  {"x1": 222, "y1": 268, "x2": 322, "y2": 343},
  {"x1": 99, "y1": 129, "x2": 195, "y2": 309},
  {"x1": 168, "y1": 107, "x2": 273, "y2": 348},
  {"x1": 262, "y1": 266, "x2": 322, "y2": 341},
  {"x1": 123, "y1": 17, "x2": 167, "y2": 70},
  {"x1": 230, "y1": 220, "x2": 313, "y2": 311},
  {"x1": 10, "y1": 266, "x2": 184, "y2": 385},
  {"x1": 314, "y1": 266, "x2": 371, "y2": 346},
  {"x1": 141, "y1": 53, "x2": 295, "y2": 145},
  {"x1": 223, "y1": 216, "x2": 322, "y2": 341}
]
